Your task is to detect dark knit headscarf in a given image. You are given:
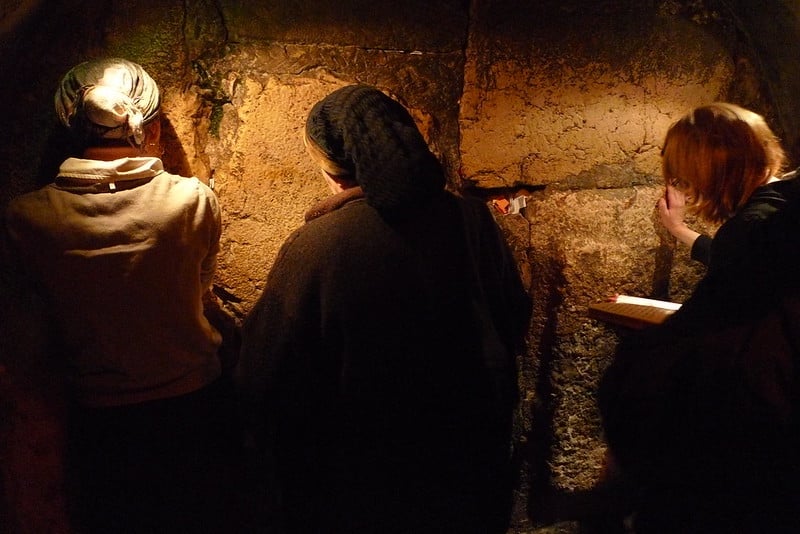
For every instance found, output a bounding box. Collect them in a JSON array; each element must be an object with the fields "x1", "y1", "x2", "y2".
[
  {"x1": 305, "y1": 84, "x2": 445, "y2": 219},
  {"x1": 55, "y1": 58, "x2": 161, "y2": 147}
]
